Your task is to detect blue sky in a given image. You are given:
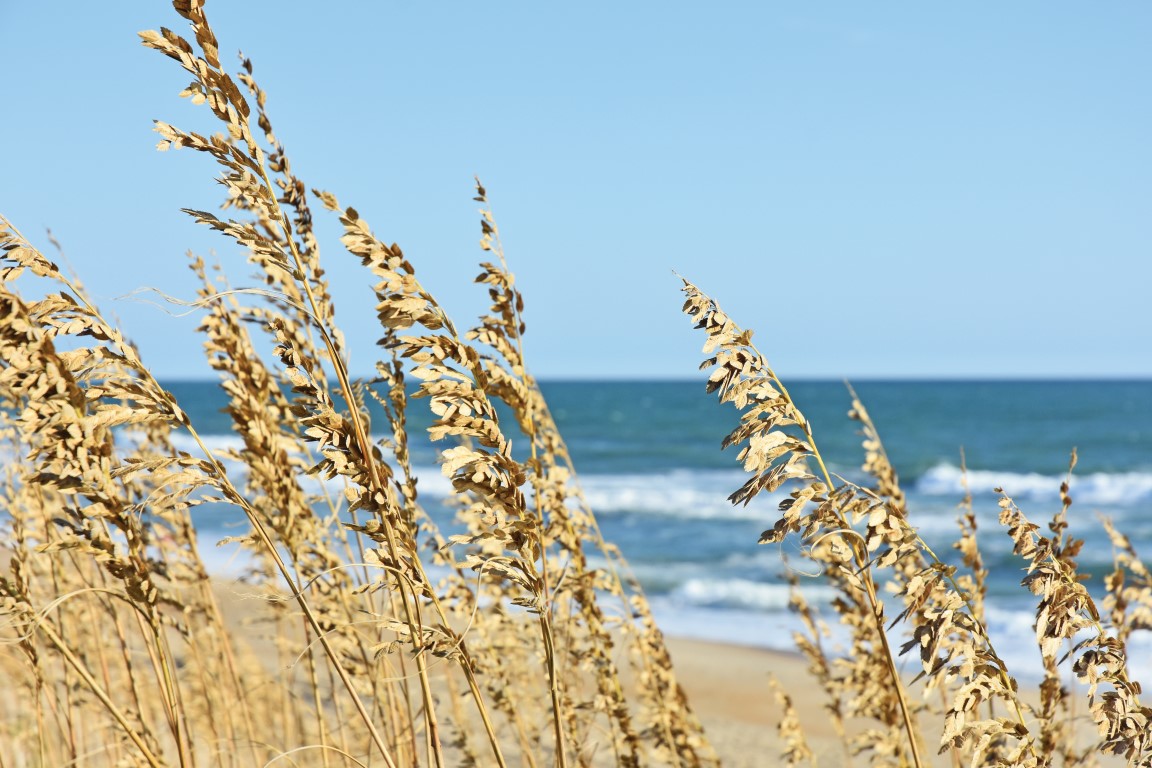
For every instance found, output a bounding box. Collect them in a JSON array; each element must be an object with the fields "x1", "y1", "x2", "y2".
[{"x1": 3, "y1": 2, "x2": 1150, "y2": 380}]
